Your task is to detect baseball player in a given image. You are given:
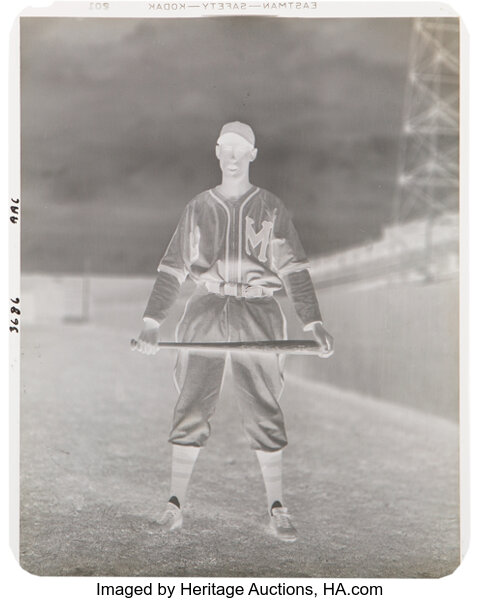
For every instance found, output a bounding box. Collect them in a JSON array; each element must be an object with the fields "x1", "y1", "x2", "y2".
[{"x1": 135, "y1": 122, "x2": 333, "y2": 541}]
